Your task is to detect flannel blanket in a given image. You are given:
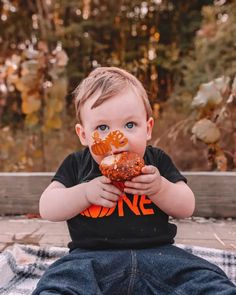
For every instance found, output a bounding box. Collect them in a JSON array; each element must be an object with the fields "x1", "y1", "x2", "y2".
[{"x1": 0, "y1": 243, "x2": 235, "y2": 295}]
